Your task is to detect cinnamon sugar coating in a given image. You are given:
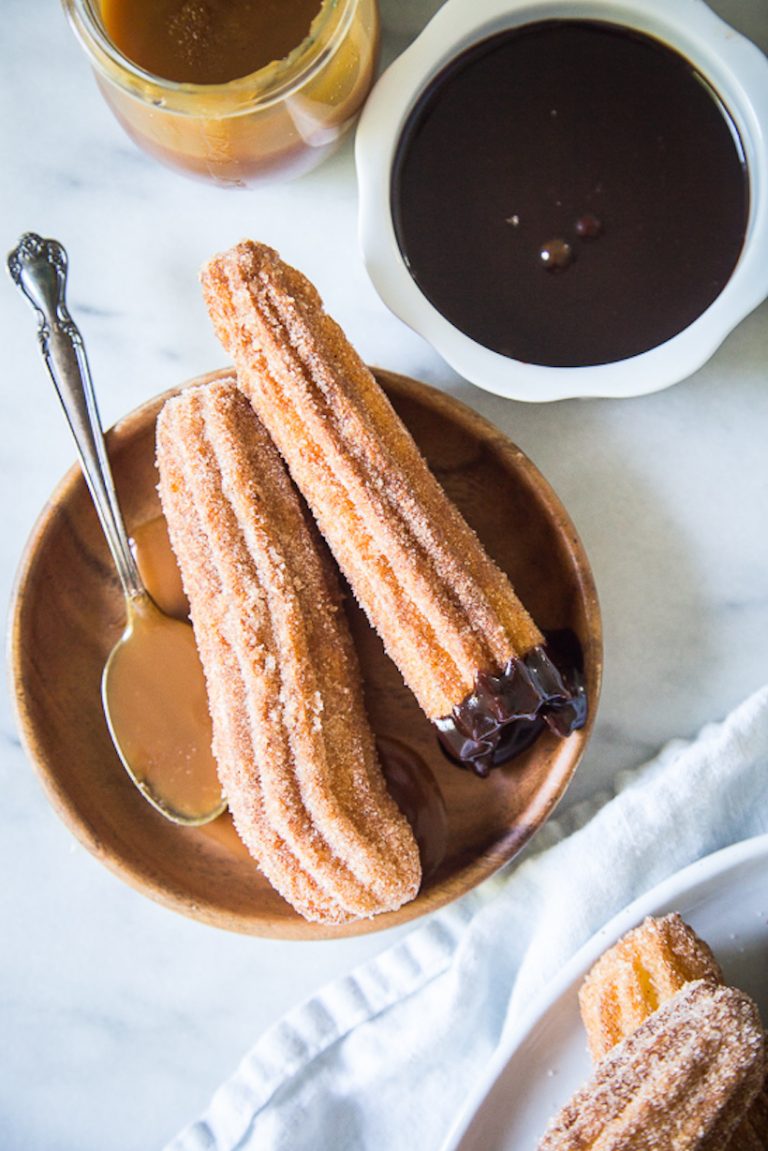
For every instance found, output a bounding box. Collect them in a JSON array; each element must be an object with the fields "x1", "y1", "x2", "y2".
[
  {"x1": 538, "y1": 981, "x2": 765, "y2": 1150},
  {"x1": 156, "y1": 379, "x2": 420, "y2": 924},
  {"x1": 200, "y1": 241, "x2": 543, "y2": 723}
]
